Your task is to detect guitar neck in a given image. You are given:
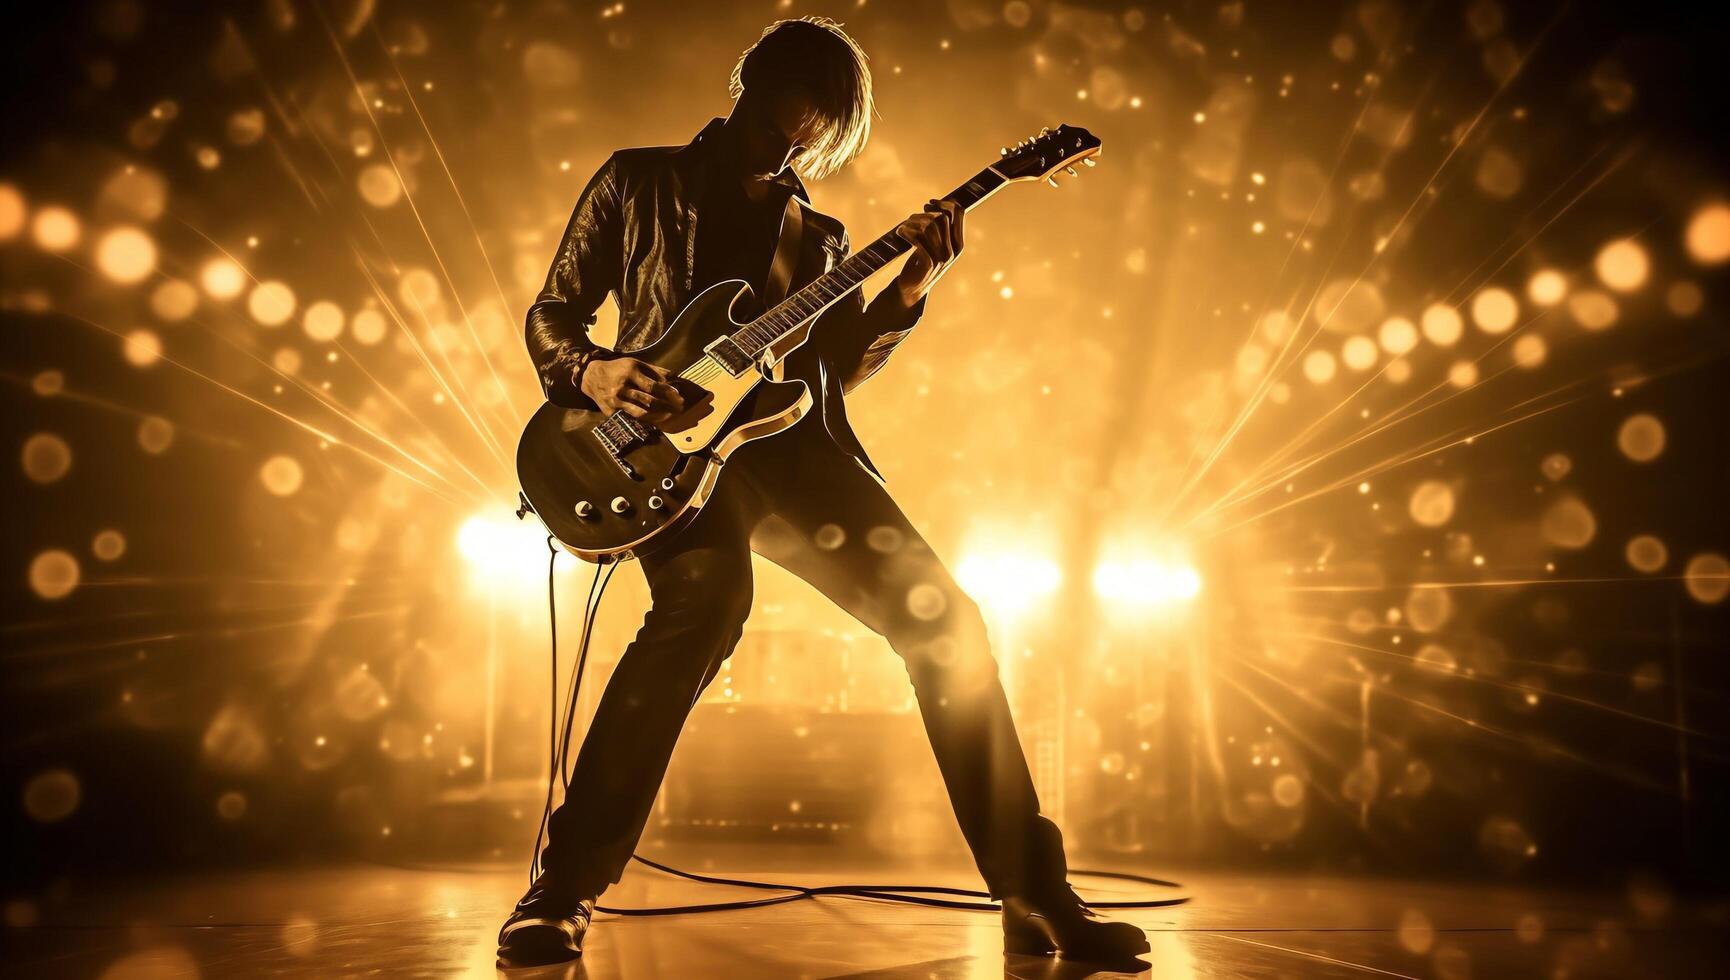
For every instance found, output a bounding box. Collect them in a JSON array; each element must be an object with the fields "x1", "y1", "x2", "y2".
[{"x1": 729, "y1": 165, "x2": 1011, "y2": 357}]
